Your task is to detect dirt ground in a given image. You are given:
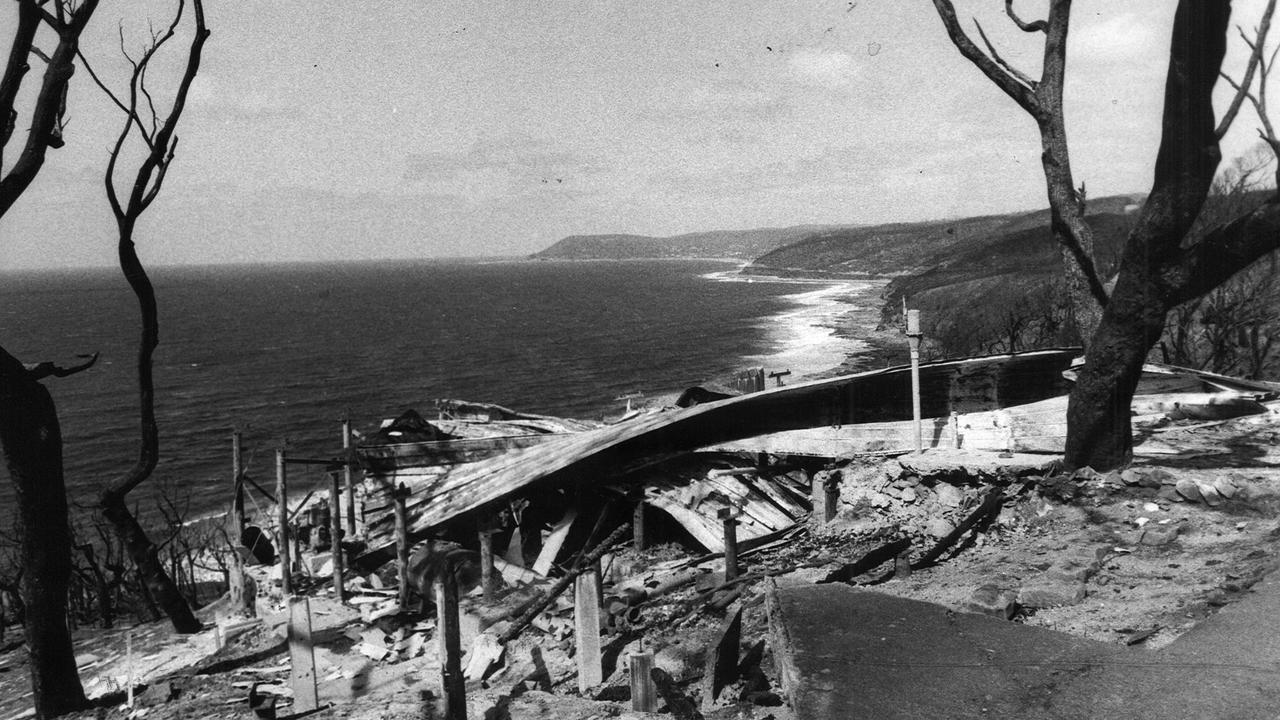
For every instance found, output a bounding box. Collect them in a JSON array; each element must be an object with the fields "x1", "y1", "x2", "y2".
[{"x1": 1, "y1": 407, "x2": 1277, "y2": 720}]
